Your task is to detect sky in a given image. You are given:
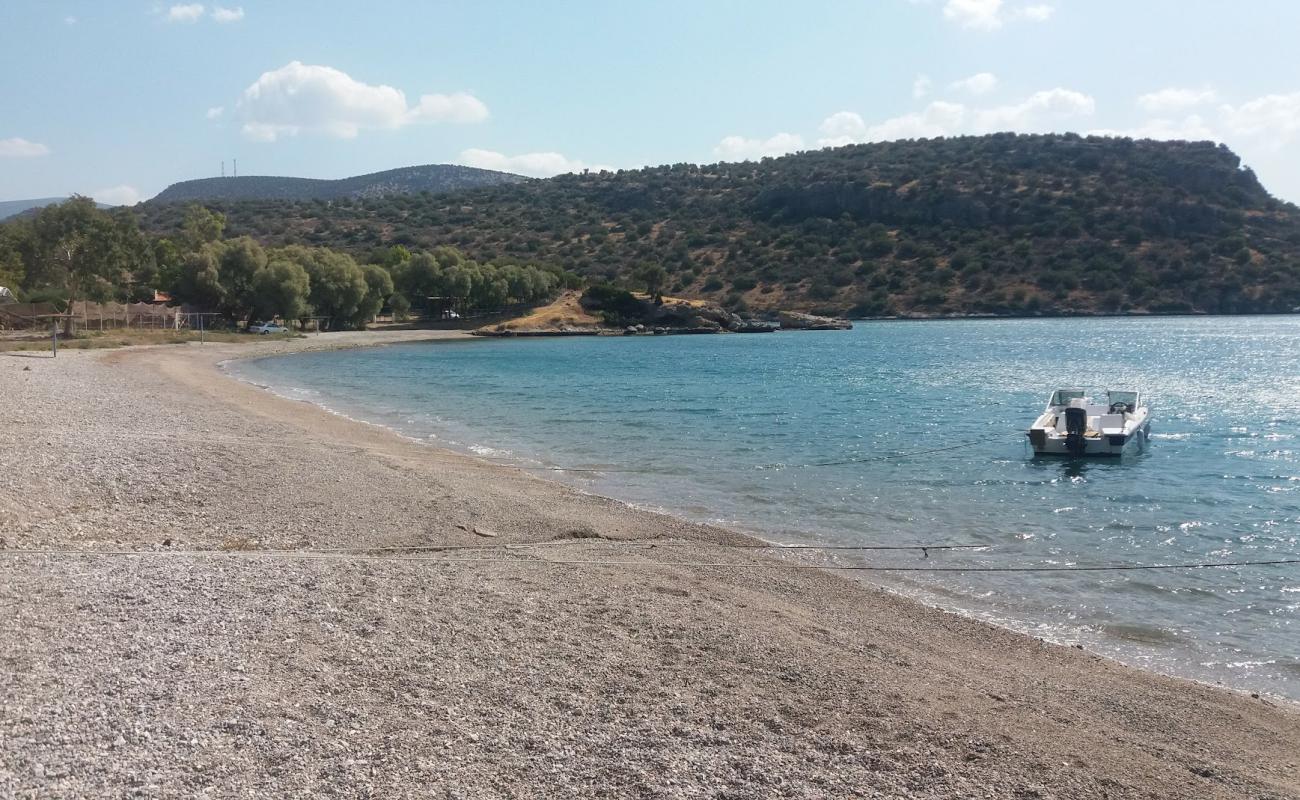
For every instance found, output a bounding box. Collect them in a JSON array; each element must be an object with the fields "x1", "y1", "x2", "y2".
[{"x1": 3, "y1": 0, "x2": 1300, "y2": 205}]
